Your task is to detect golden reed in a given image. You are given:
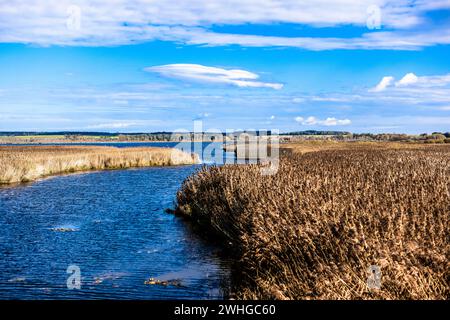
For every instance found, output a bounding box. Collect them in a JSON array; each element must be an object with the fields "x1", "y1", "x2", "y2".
[
  {"x1": 176, "y1": 144, "x2": 449, "y2": 299},
  {"x1": 0, "y1": 146, "x2": 199, "y2": 184}
]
